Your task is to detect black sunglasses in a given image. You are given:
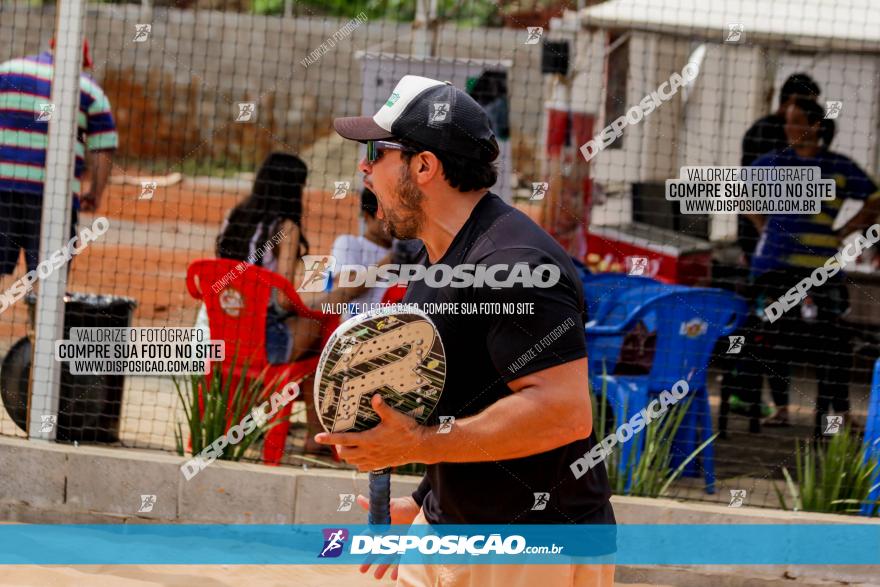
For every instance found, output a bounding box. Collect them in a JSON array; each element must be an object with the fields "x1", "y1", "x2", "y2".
[{"x1": 366, "y1": 140, "x2": 417, "y2": 164}]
